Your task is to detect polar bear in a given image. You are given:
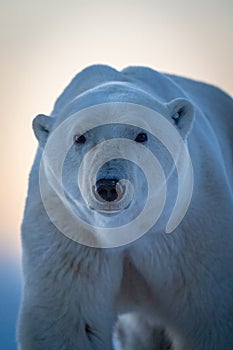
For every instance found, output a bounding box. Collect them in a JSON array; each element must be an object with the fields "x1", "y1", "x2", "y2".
[{"x1": 17, "y1": 65, "x2": 233, "y2": 350}]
